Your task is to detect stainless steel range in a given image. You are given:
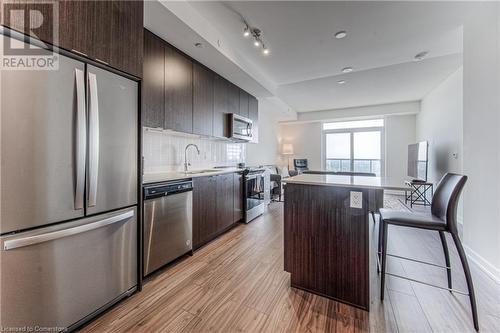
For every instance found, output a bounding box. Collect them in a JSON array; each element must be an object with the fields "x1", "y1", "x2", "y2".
[{"x1": 243, "y1": 168, "x2": 266, "y2": 223}]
